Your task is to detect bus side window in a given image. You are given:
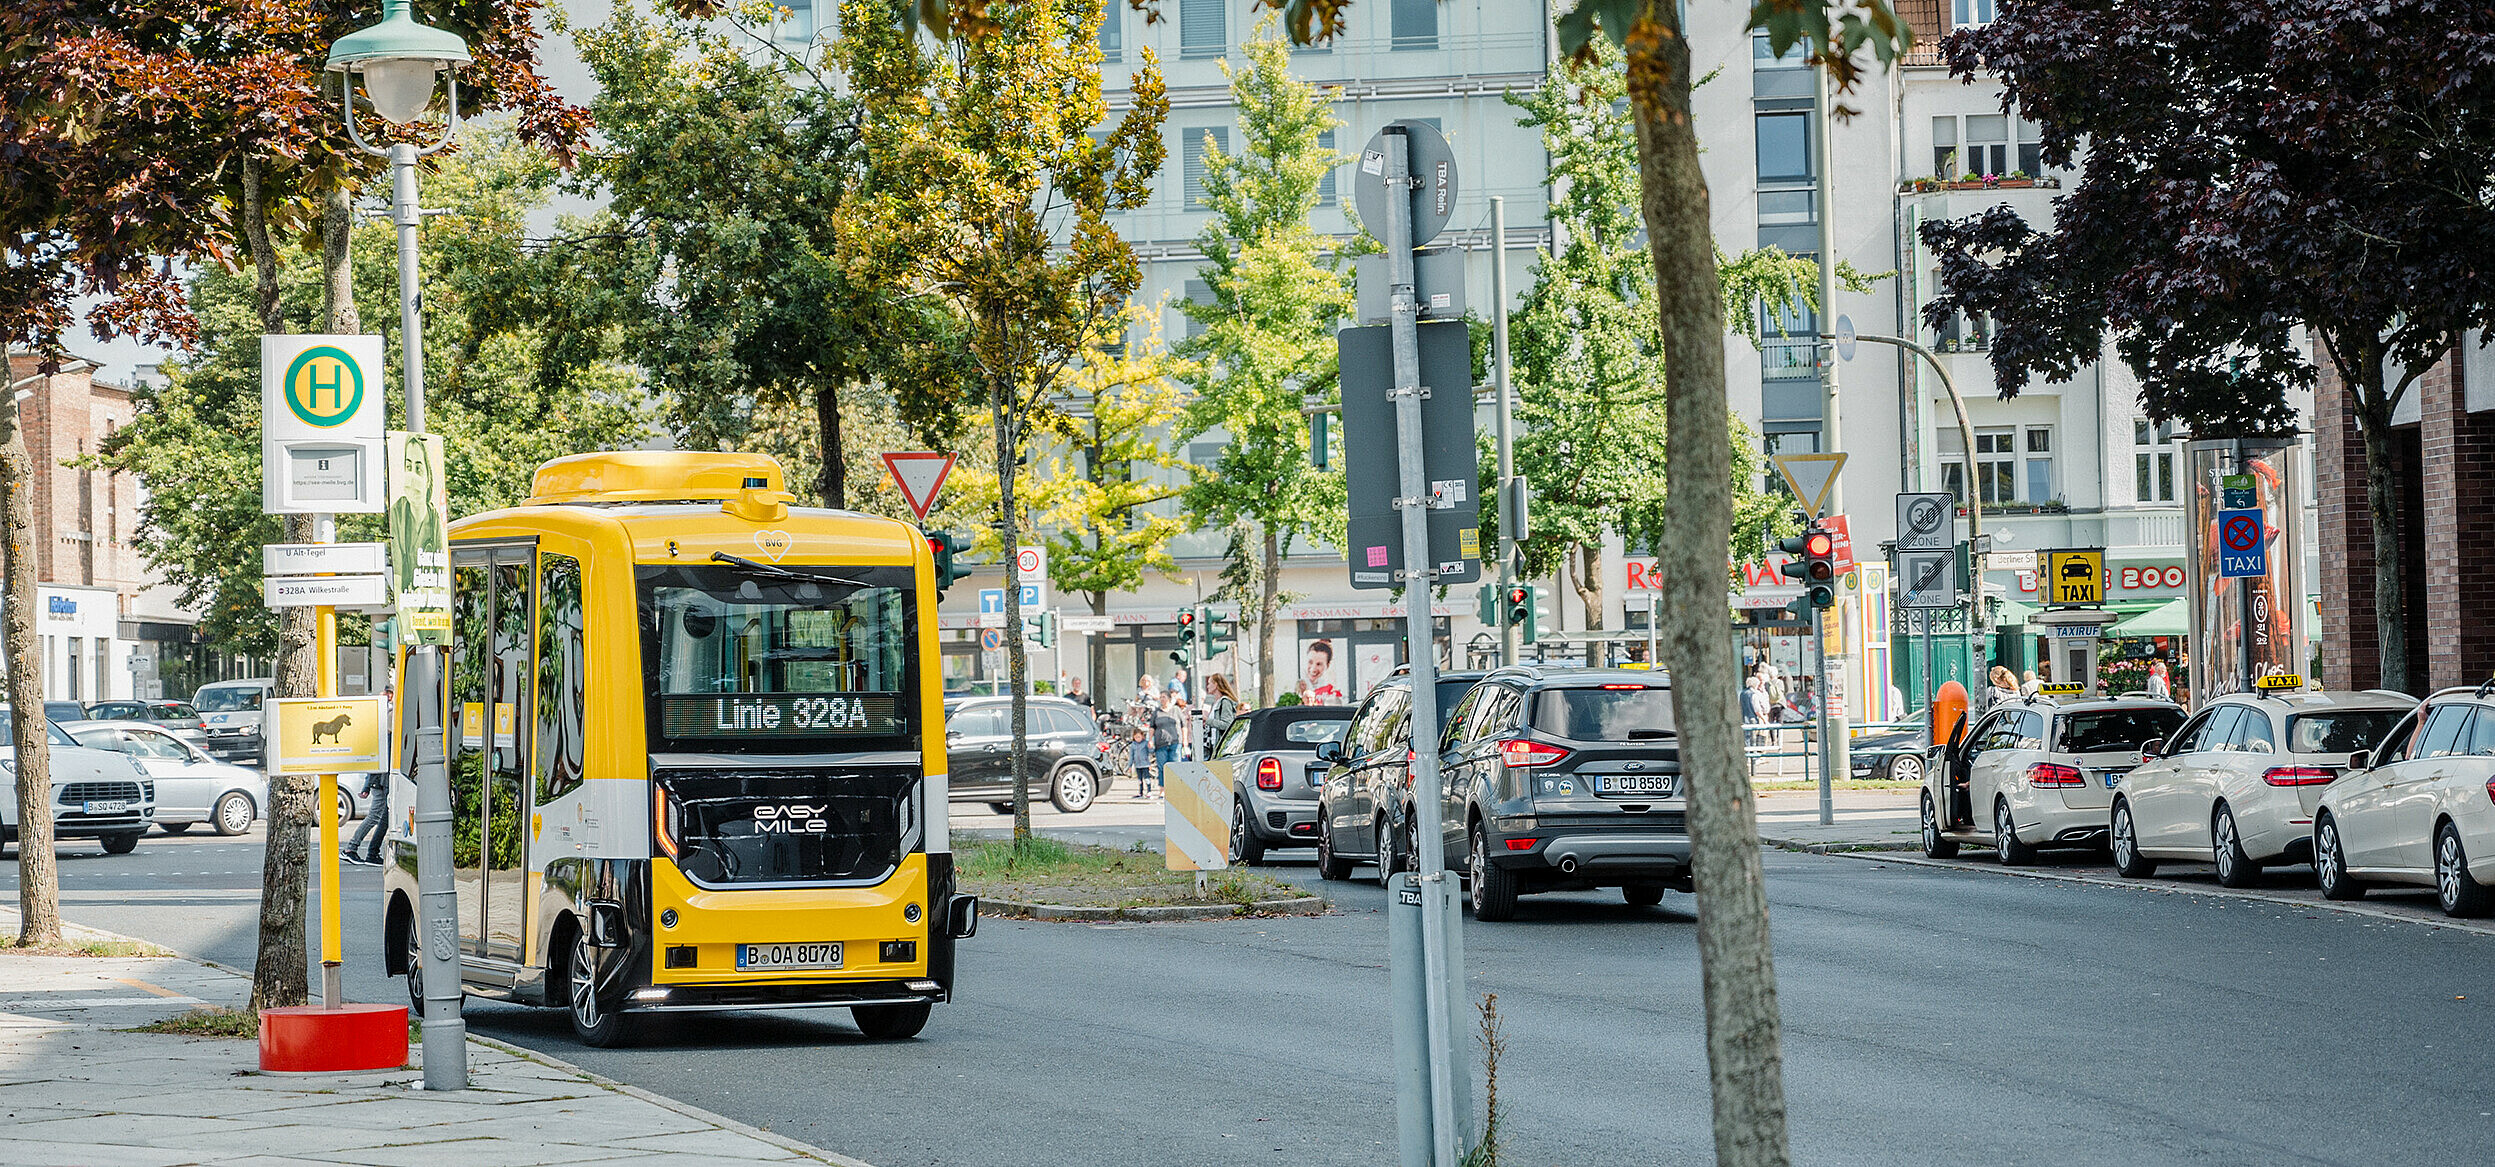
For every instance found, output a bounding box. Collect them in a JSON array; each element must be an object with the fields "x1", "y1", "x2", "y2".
[
  {"x1": 536, "y1": 553, "x2": 586, "y2": 803},
  {"x1": 449, "y1": 556, "x2": 490, "y2": 876}
]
